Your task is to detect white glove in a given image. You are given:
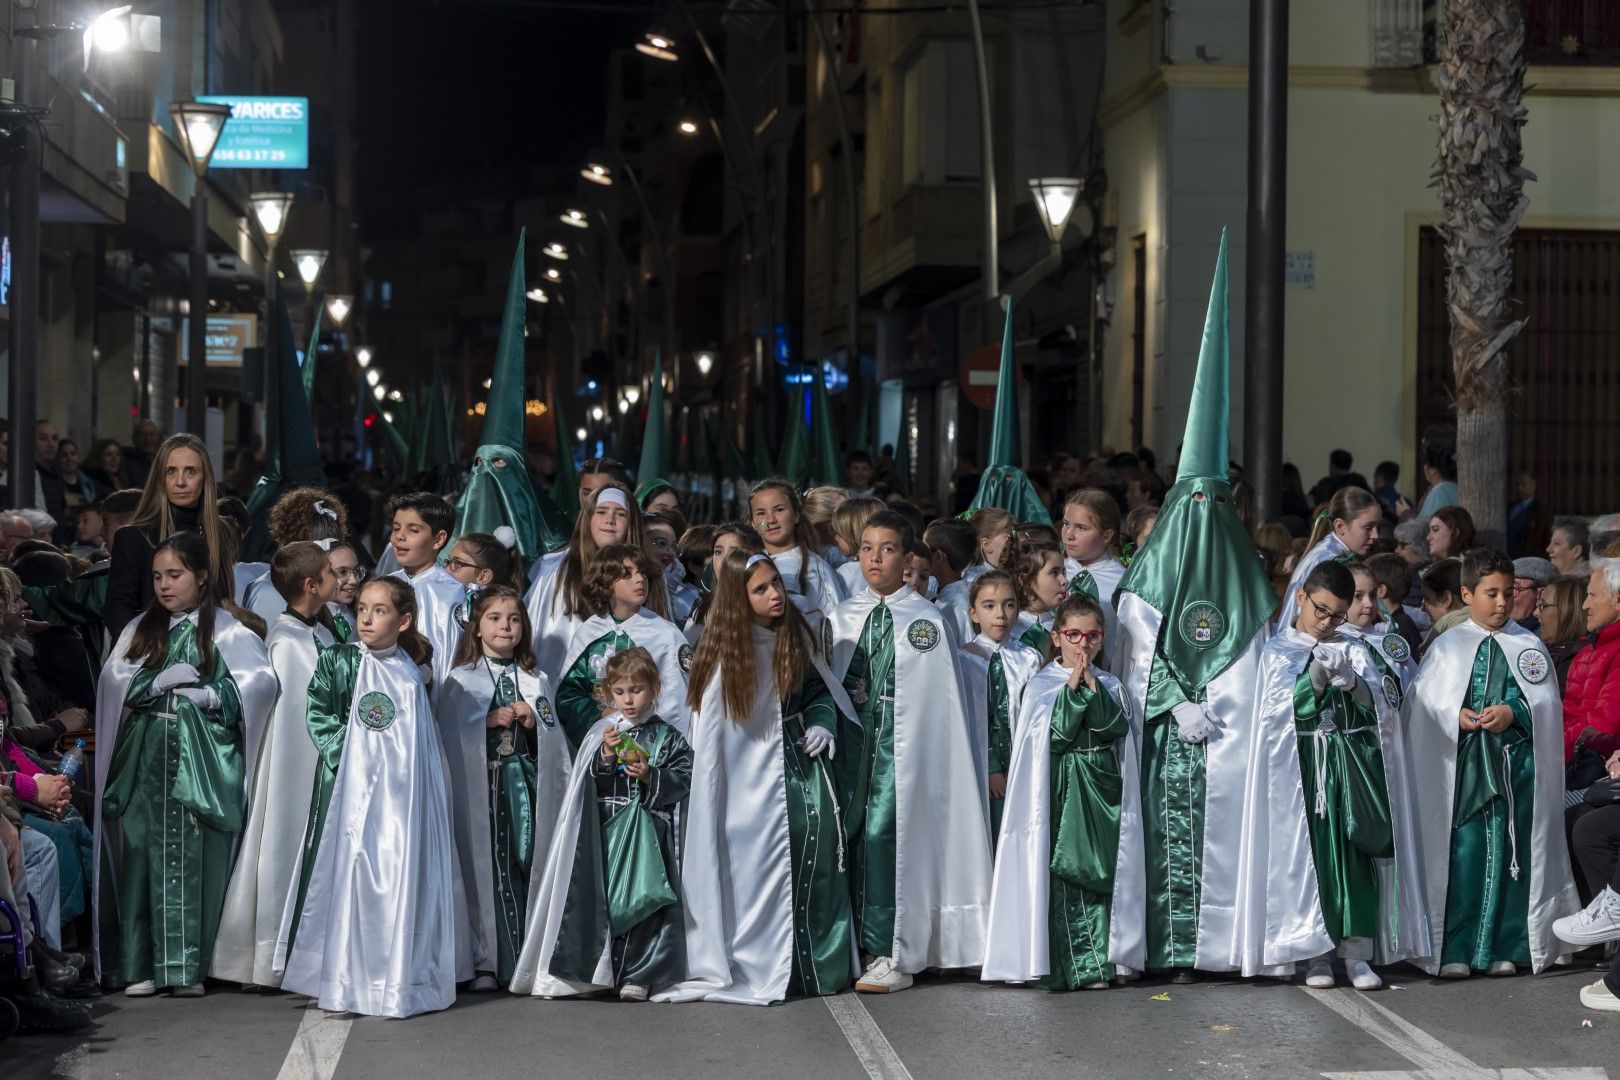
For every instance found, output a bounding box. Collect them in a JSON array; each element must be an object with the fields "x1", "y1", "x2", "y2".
[
  {"x1": 172, "y1": 686, "x2": 220, "y2": 712},
  {"x1": 801, "y1": 726, "x2": 837, "y2": 759},
  {"x1": 151, "y1": 663, "x2": 201, "y2": 695},
  {"x1": 1312, "y1": 646, "x2": 1356, "y2": 690},
  {"x1": 1171, "y1": 701, "x2": 1214, "y2": 744}
]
